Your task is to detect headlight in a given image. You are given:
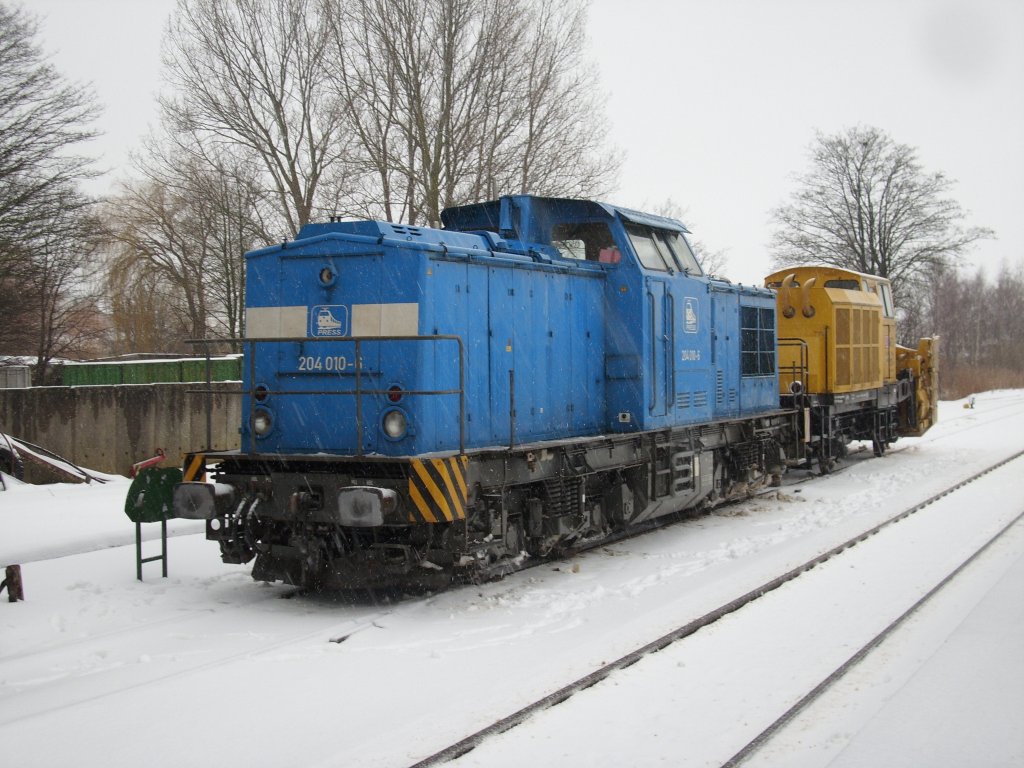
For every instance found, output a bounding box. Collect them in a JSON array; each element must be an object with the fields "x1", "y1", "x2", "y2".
[
  {"x1": 253, "y1": 409, "x2": 274, "y2": 436},
  {"x1": 382, "y1": 409, "x2": 407, "y2": 439}
]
